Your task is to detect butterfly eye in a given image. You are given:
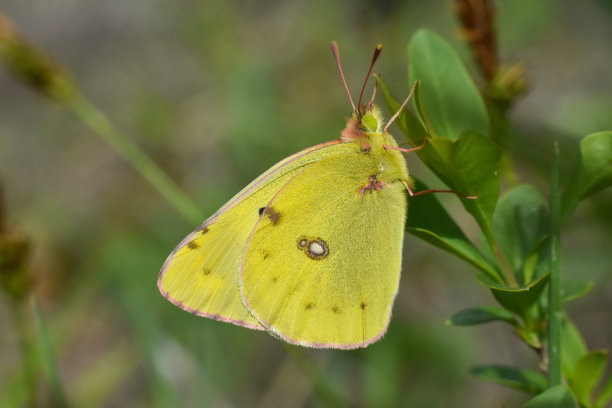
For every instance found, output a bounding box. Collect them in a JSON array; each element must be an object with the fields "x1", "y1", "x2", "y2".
[{"x1": 360, "y1": 112, "x2": 378, "y2": 133}]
